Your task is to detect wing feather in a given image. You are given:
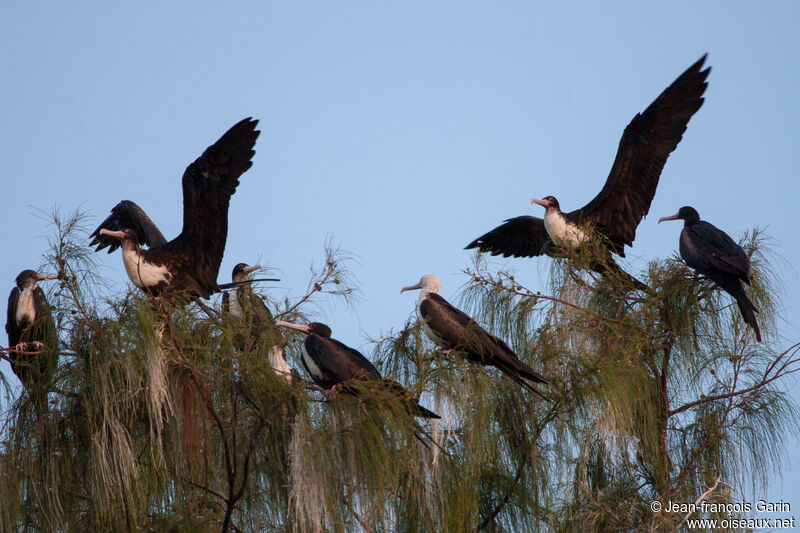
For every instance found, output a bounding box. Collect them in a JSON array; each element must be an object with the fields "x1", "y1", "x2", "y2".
[
  {"x1": 169, "y1": 118, "x2": 260, "y2": 293},
  {"x1": 90, "y1": 200, "x2": 167, "y2": 253},
  {"x1": 465, "y1": 216, "x2": 556, "y2": 258},
  {"x1": 576, "y1": 55, "x2": 710, "y2": 255}
]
